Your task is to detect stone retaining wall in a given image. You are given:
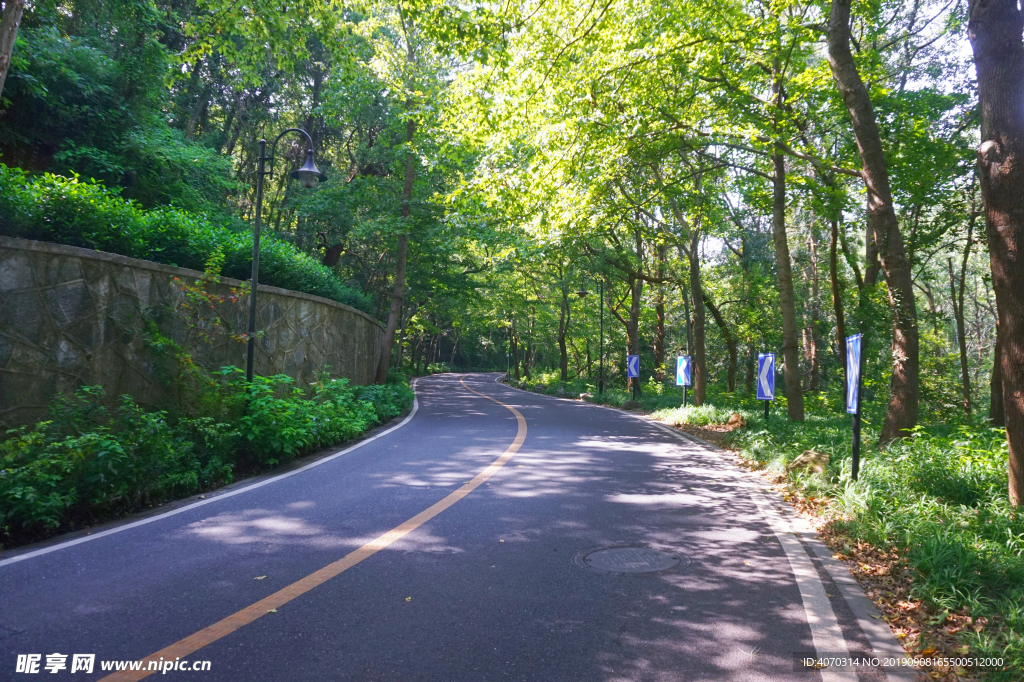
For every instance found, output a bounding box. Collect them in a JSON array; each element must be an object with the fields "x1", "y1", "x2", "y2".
[{"x1": 0, "y1": 237, "x2": 384, "y2": 429}]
